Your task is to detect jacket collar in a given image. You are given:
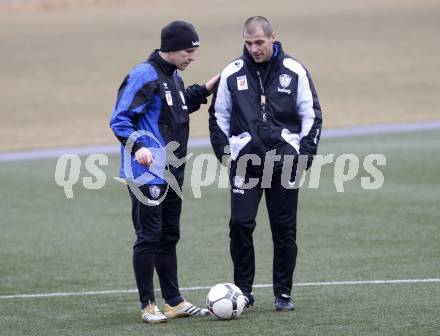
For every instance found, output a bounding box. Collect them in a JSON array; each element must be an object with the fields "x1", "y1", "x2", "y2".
[{"x1": 148, "y1": 49, "x2": 177, "y2": 76}]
